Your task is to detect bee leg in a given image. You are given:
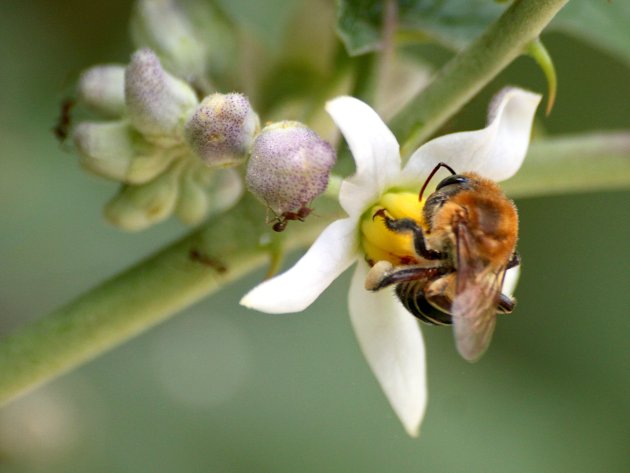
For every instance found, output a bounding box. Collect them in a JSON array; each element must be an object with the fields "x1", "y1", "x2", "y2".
[
  {"x1": 497, "y1": 294, "x2": 515, "y2": 314},
  {"x1": 423, "y1": 274, "x2": 457, "y2": 315},
  {"x1": 507, "y1": 252, "x2": 521, "y2": 270},
  {"x1": 365, "y1": 261, "x2": 448, "y2": 291},
  {"x1": 373, "y1": 209, "x2": 443, "y2": 260}
]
